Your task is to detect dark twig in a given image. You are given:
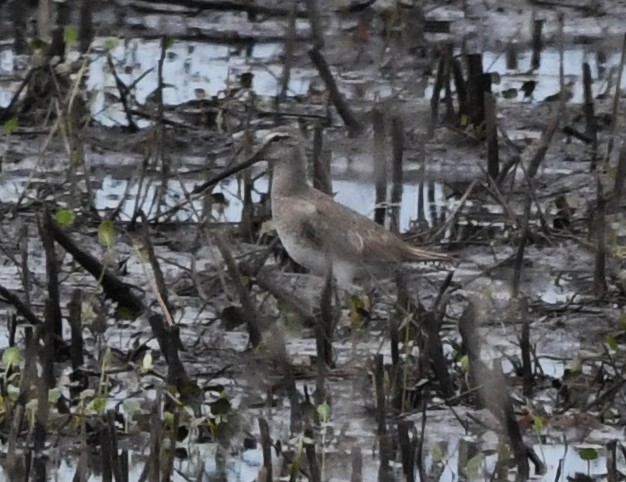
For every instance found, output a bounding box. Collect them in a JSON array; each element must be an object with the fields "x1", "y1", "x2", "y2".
[
  {"x1": 0, "y1": 284, "x2": 43, "y2": 326},
  {"x1": 304, "y1": 0, "x2": 324, "y2": 49},
  {"x1": 139, "y1": 211, "x2": 174, "y2": 317},
  {"x1": 397, "y1": 421, "x2": 416, "y2": 482},
  {"x1": 614, "y1": 143, "x2": 626, "y2": 200},
  {"x1": 106, "y1": 54, "x2": 139, "y2": 132},
  {"x1": 350, "y1": 447, "x2": 362, "y2": 482},
  {"x1": 582, "y1": 62, "x2": 597, "y2": 154},
  {"x1": 520, "y1": 306, "x2": 533, "y2": 398},
  {"x1": 215, "y1": 234, "x2": 262, "y2": 347},
  {"x1": 69, "y1": 289, "x2": 88, "y2": 401},
  {"x1": 527, "y1": 110, "x2": 560, "y2": 179},
  {"x1": 458, "y1": 301, "x2": 480, "y2": 397},
  {"x1": 308, "y1": 48, "x2": 363, "y2": 136},
  {"x1": 484, "y1": 92, "x2": 499, "y2": 179},
  {"x1": 123, "y1": 0, "x2": 310, "y2": 18},
  {"x1": 389, "y1": 115, "x2": 404, "y2": 234},
  {"x1": 605, "y1": 33, "x2": 626, "y2": 167},
  {"x1": 373, "y1": 107, "x2": 387, "y2": 226},
  {"x1": 279, "y1": 0, "x2": 297, "y2": 101},
  {"x1": 48, "y1": 220, "x2": 196, "y2": 399},
  {"x1": 465, "y1": 53, "x2": 486, "y2": 128},
  {"x1": 304, "y1": 427, "x2": 322, "y2": 482},
  {"x1": 512, "y1": 196, "x2": 531, "y2": 298},
  {"x1": 451, "y1": 58, "x2": 468, "y2": 122},
  {"x1": 79, "y1": 0, "x2": 94, "y2": 53},
  {"x1": 607, "y1": 440, "x2": 617, "y2": 482},
  {"x1": 40, "y1": 210, "x2": 64, "y2": 353},
  {"x1": 562, "y1": 125, "x2": 593, "y2": 144},
  {"x1": 312, "y1": 123, "x2": 332, "y2": 195},
  {"x1": 48, "y1": 221, "x2": 145, "y2": 316},
  {"x1": 317, "y1": 261, "x2": 335, "y2": 369},
  {"x1": 374, "y1": 354, "x2": 393, "y2": 482},
  {"x1": 530, "y1": 18, "x2": 544, "y2": 70},
  {"x1": 259, "y1": 418, "x2": 273, "y2": 482},
  {"x1": 429, "y1": 52, "x2": 446, "y2": 136},
  {"x1": 594, "y1": 173, "x2": 607, "y2": 297},
  {"x1": 0, "y1": 68, "x2": 35, "y2": 123}
]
